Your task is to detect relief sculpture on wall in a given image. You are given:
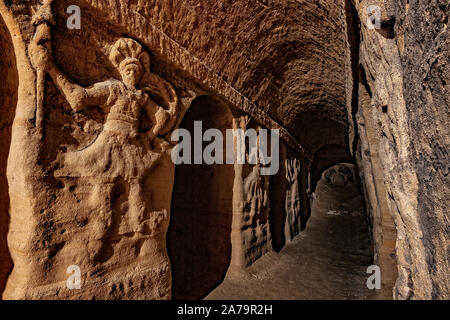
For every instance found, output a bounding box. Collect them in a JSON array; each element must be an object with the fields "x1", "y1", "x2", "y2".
[
  {"x1": 3, "y1": 2, "x2": 181, "y2": 299},
  {"x1": 284, "y1": 158, "x2": 301, "y2": 241}
]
